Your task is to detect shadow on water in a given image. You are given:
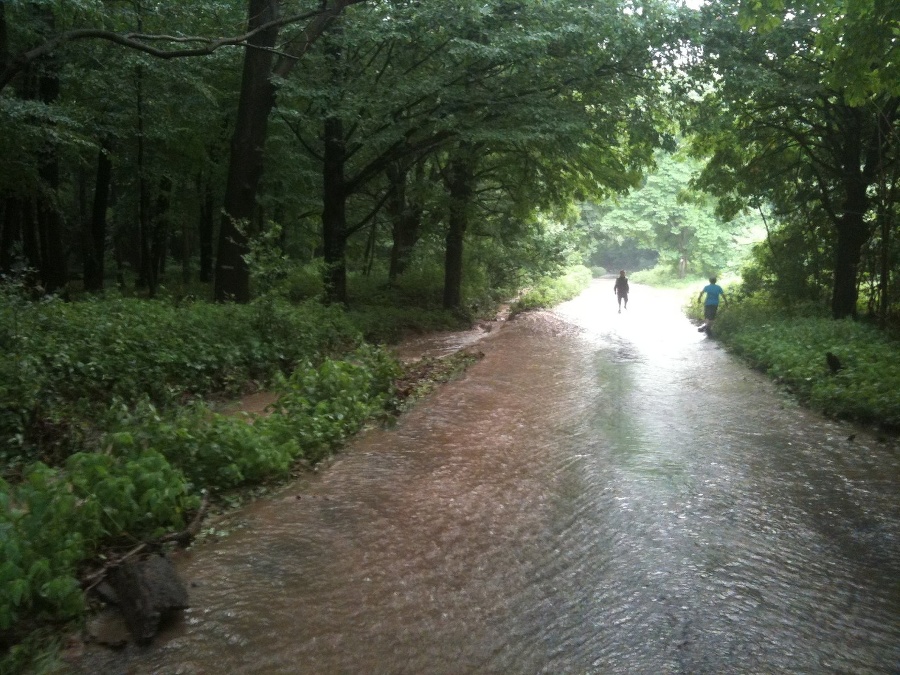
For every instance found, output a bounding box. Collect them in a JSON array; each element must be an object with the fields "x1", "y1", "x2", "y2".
[{"x1": 73, "y1": 281, "x2": 900, "y2": 674}]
